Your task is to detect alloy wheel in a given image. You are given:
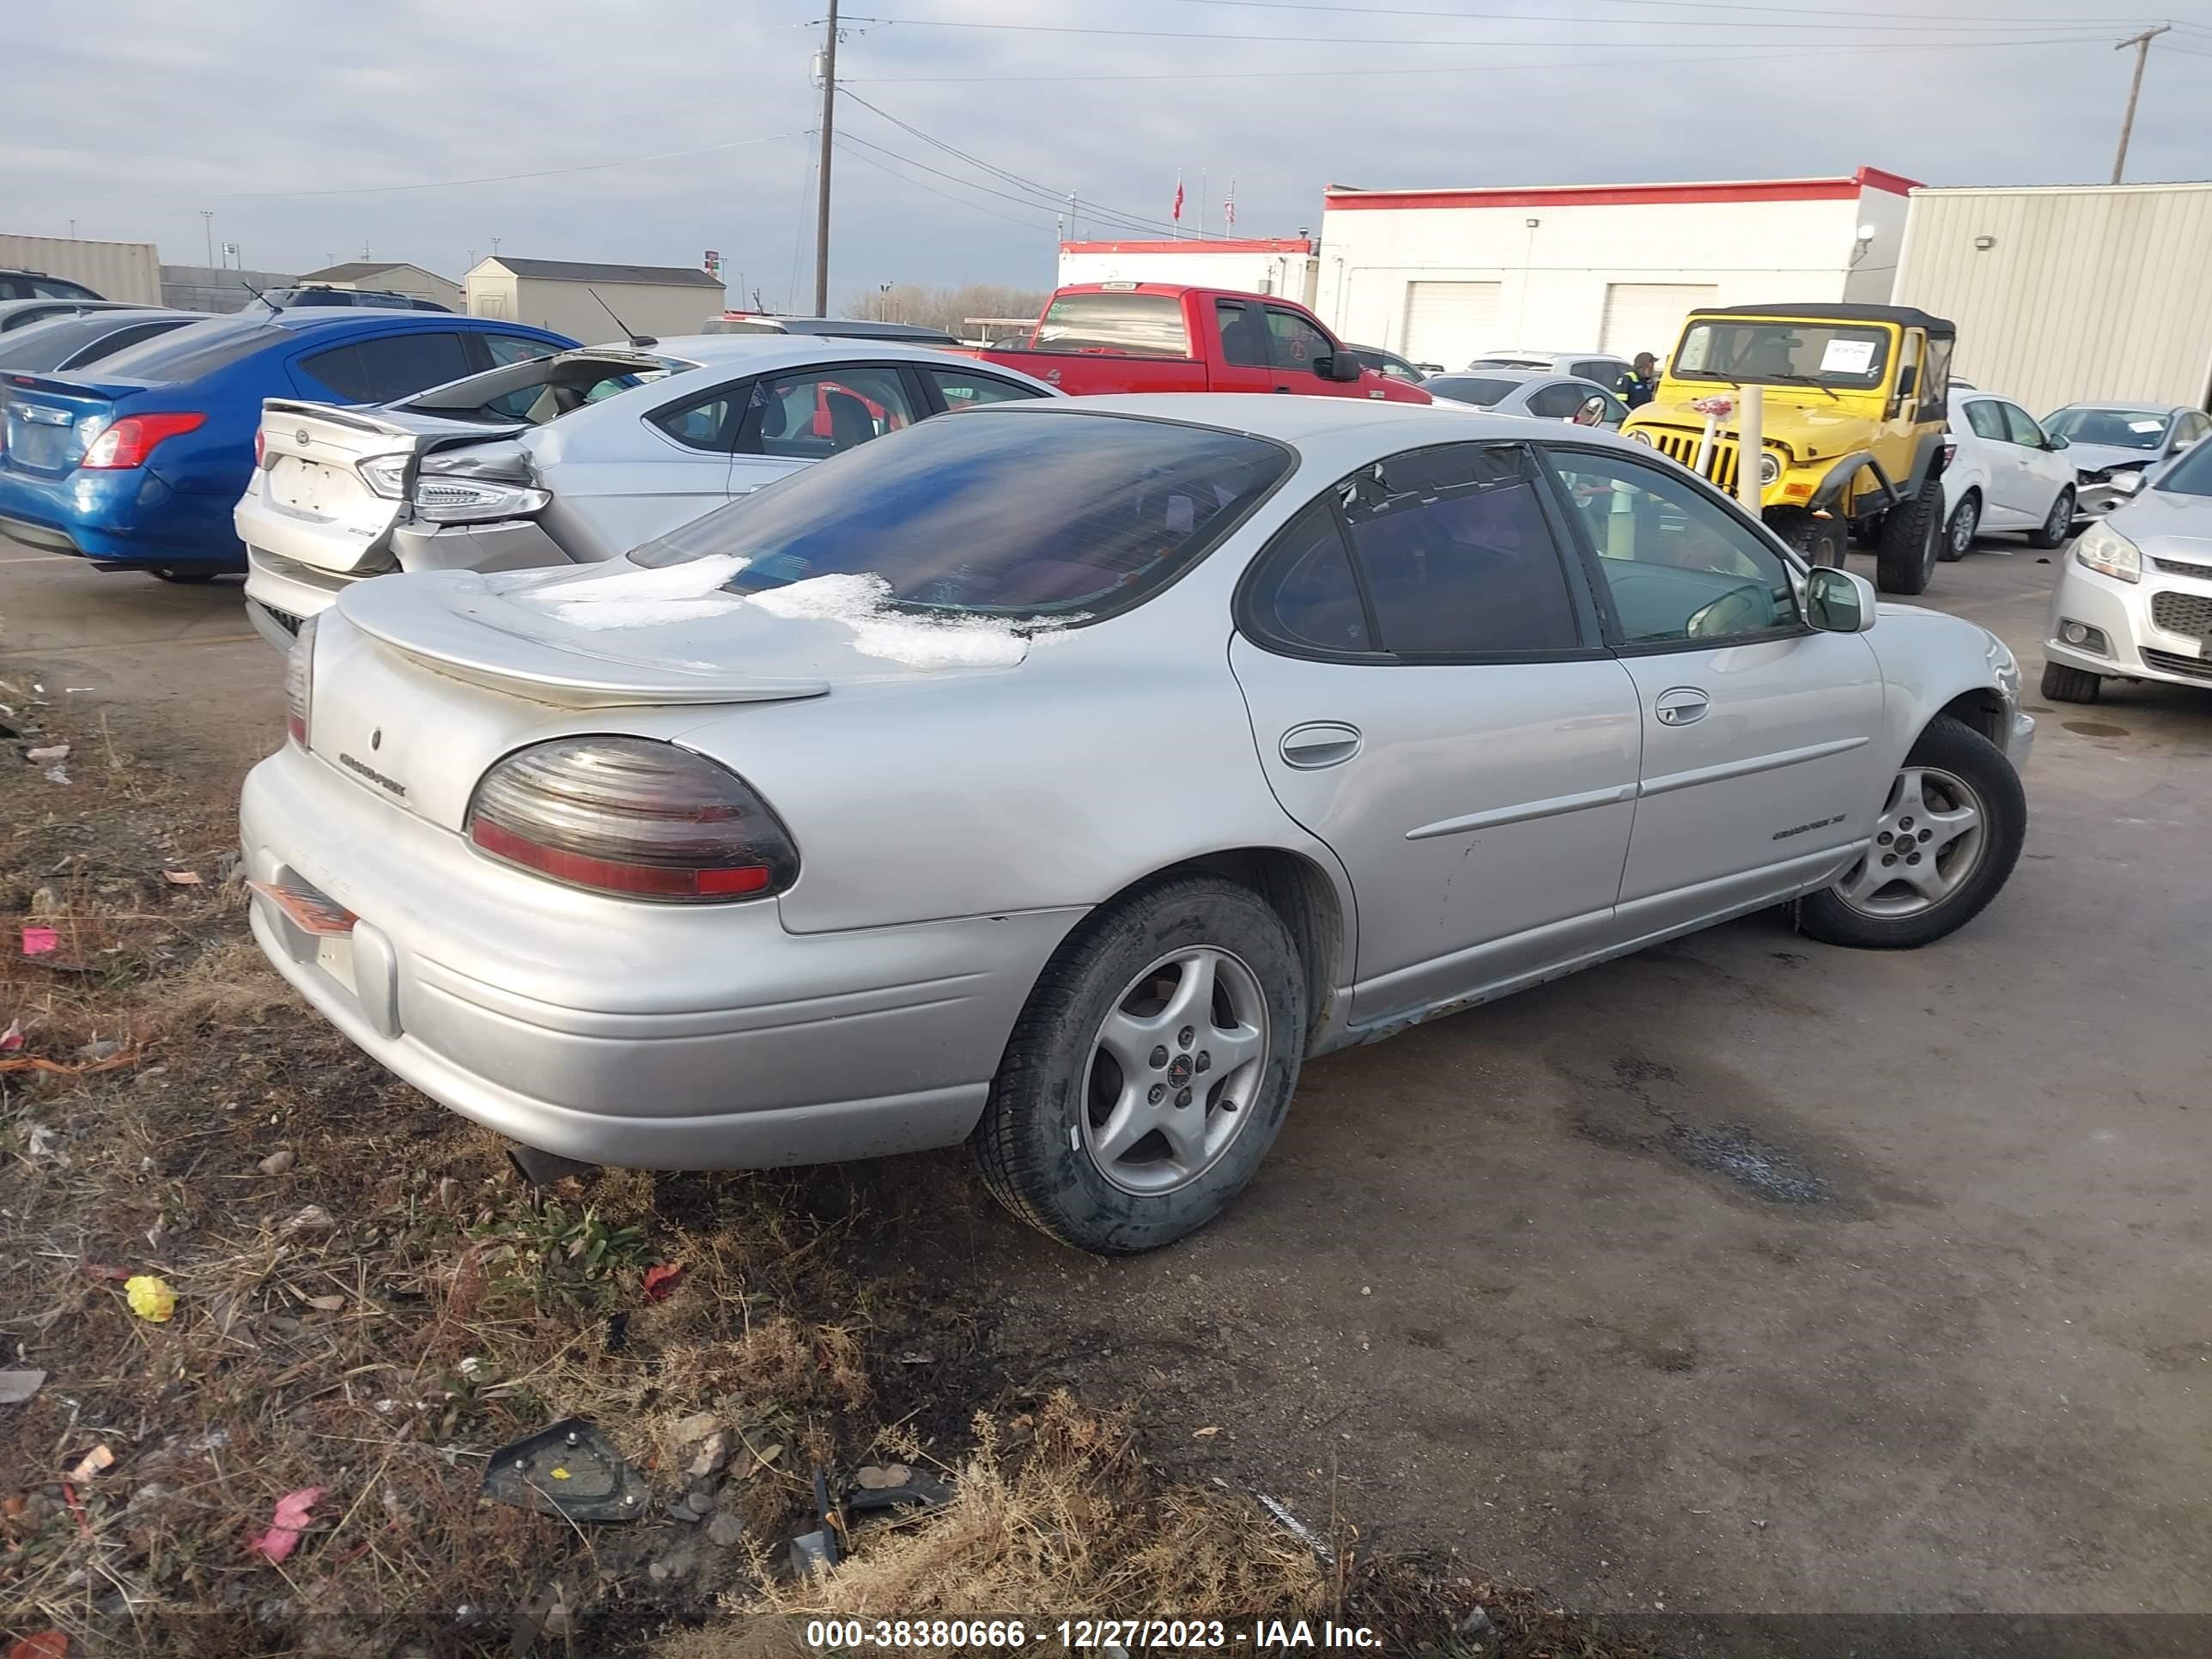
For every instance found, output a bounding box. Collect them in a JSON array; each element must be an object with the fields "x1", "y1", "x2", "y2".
[
  {"x1": 1948, "y1": 496, "x2": 1978, "y2": 556},
  {"x1": 2044, "y1": 492, "x2": 2072, "y2": 544},
  {"x1": 1832, "y1": 765, "x2": 1987, "y2": 919},
  {"x1": 1080, "y1": 946, "x2": 1272, "y2": 1195}
]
